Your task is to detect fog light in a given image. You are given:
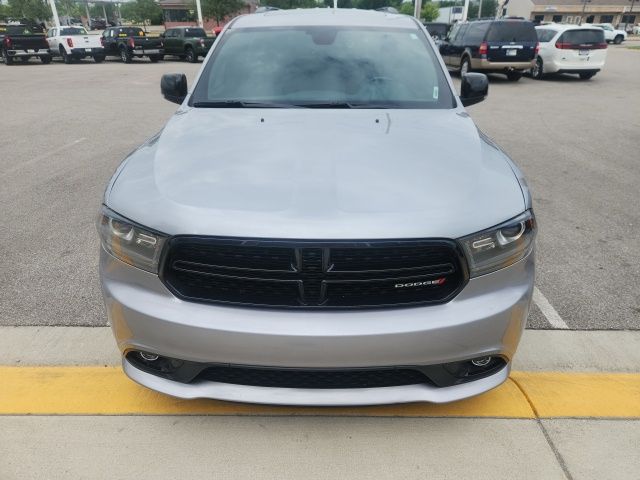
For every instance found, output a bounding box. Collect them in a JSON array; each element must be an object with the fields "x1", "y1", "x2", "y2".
[
  {"x1": 471, "y1": 356, "x2": 492, "y2": 367},
  {"x1": 139, "y1": 352, "x2": 159, "y2": 362}
]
